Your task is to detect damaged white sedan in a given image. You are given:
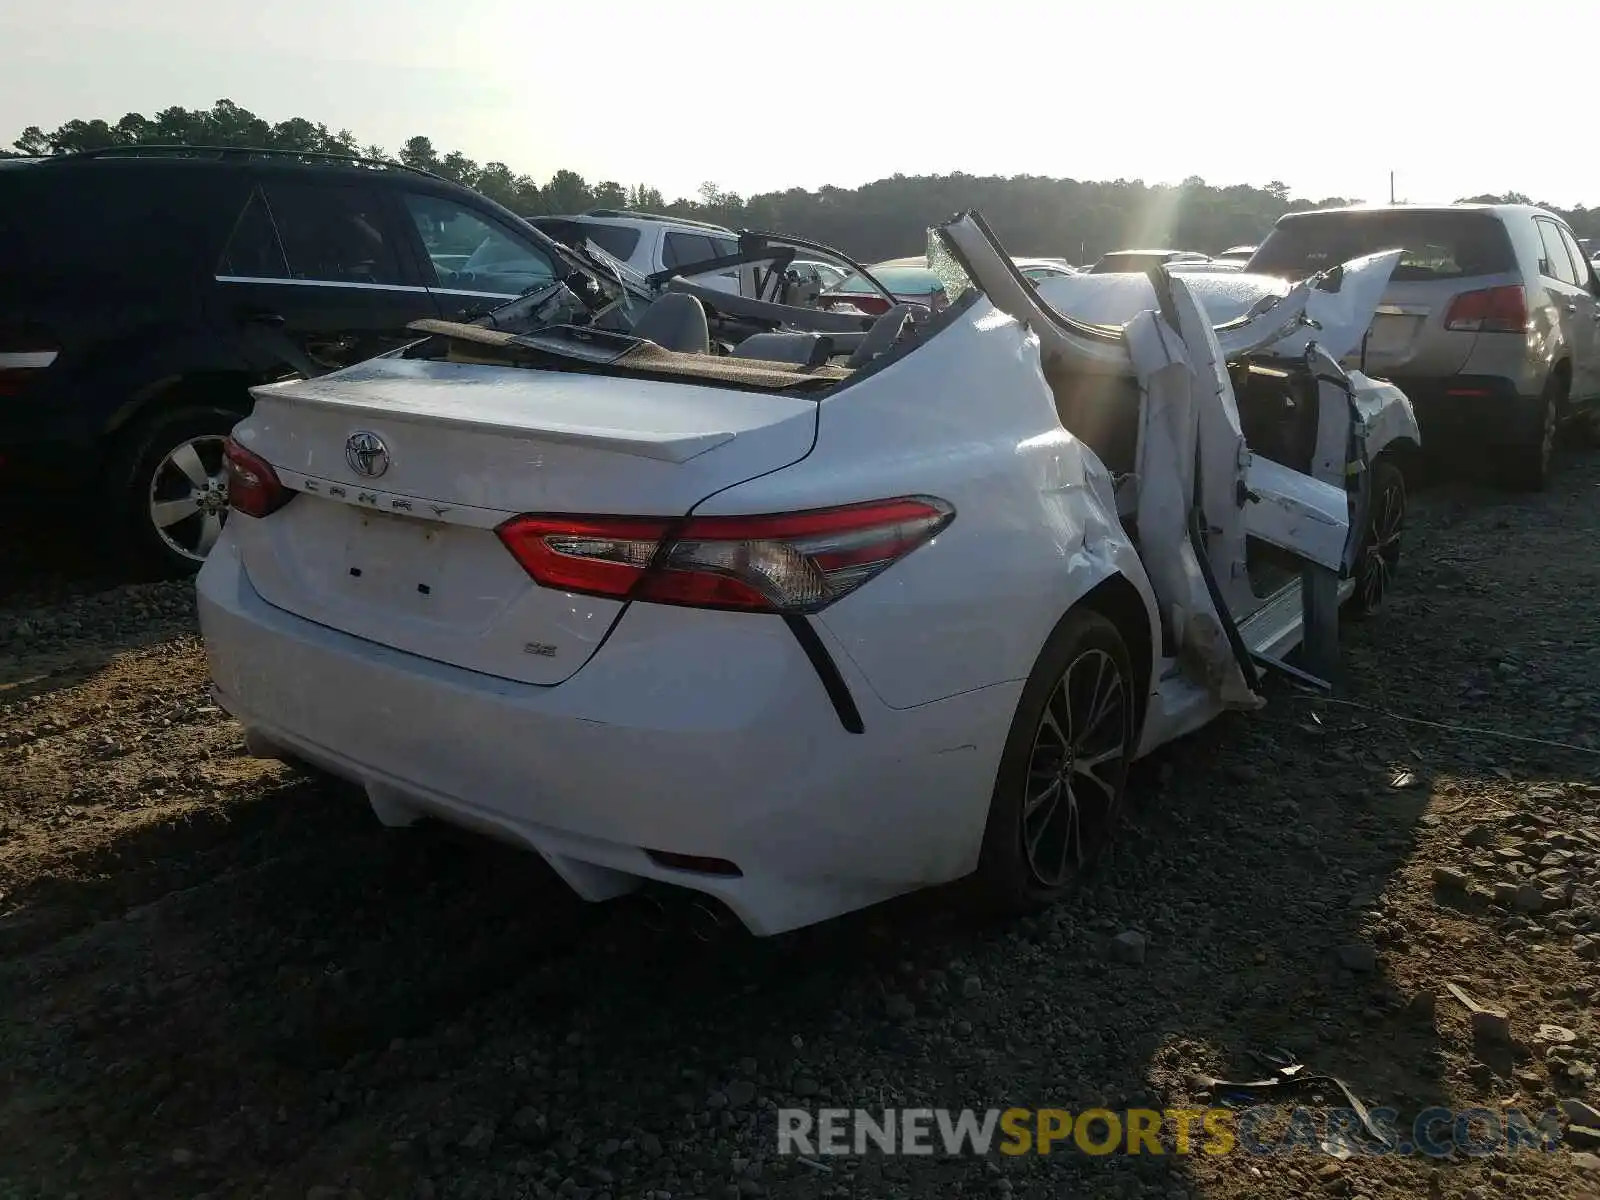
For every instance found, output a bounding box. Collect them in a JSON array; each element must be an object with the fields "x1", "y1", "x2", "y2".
[{"x1": 196, "y1": 211, "x2": 1419, "y2": 937}]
